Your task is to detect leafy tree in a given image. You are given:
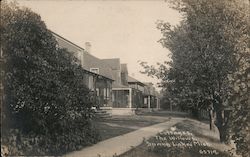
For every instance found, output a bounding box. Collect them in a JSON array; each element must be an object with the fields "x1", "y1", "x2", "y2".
[
  {"x1": 1, "y1": 1, "x2": 99, "y2": 155},
  {"x1": 140, "y1": 0, "x2": 249, "y2": 153}
]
